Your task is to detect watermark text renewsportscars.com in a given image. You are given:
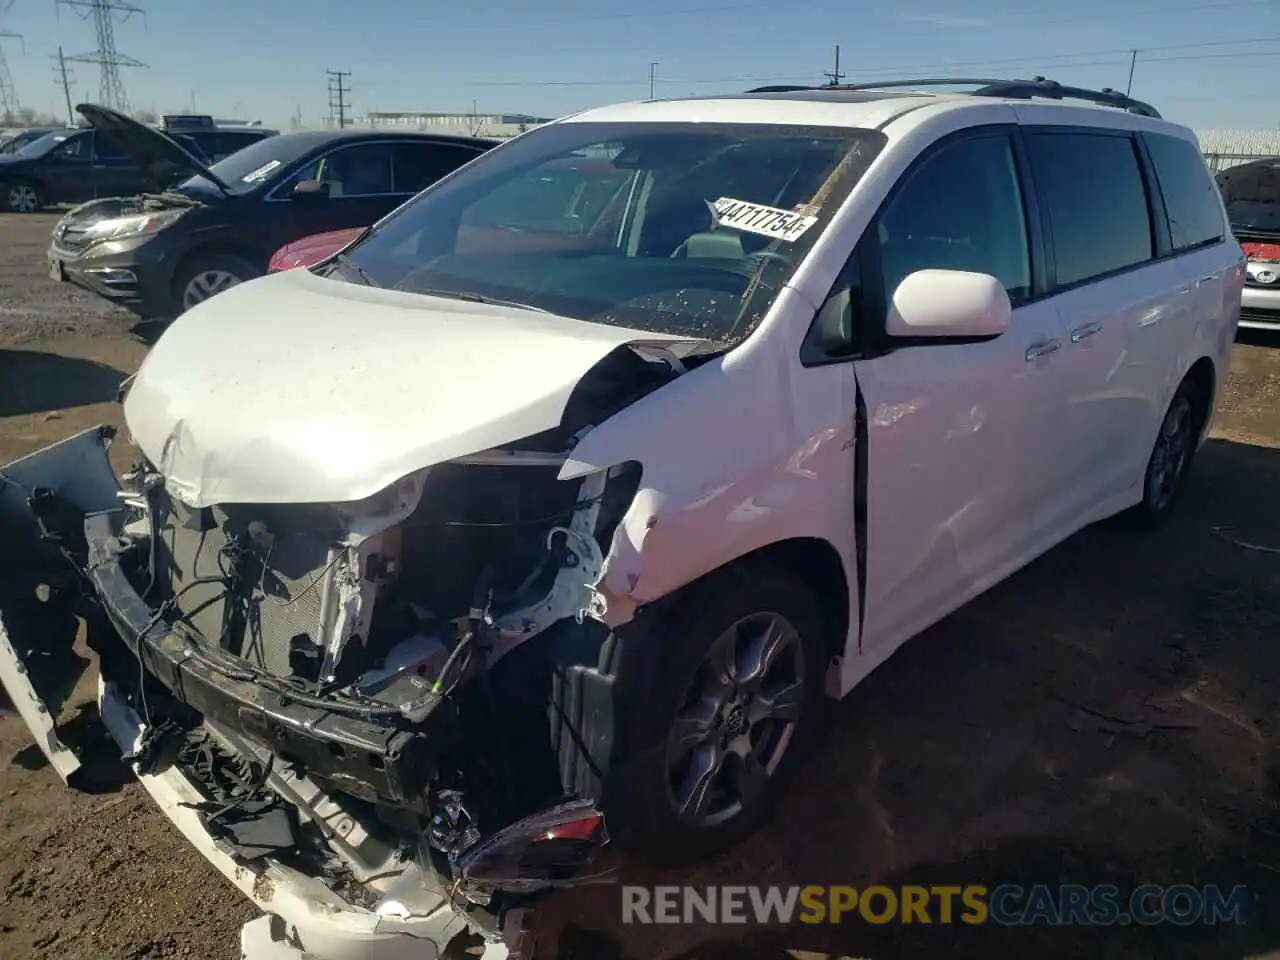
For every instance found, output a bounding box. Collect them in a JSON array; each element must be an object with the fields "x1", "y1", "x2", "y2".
[{"x1": 621, "y1": 884, "x2": 1251, "y2": 926}]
